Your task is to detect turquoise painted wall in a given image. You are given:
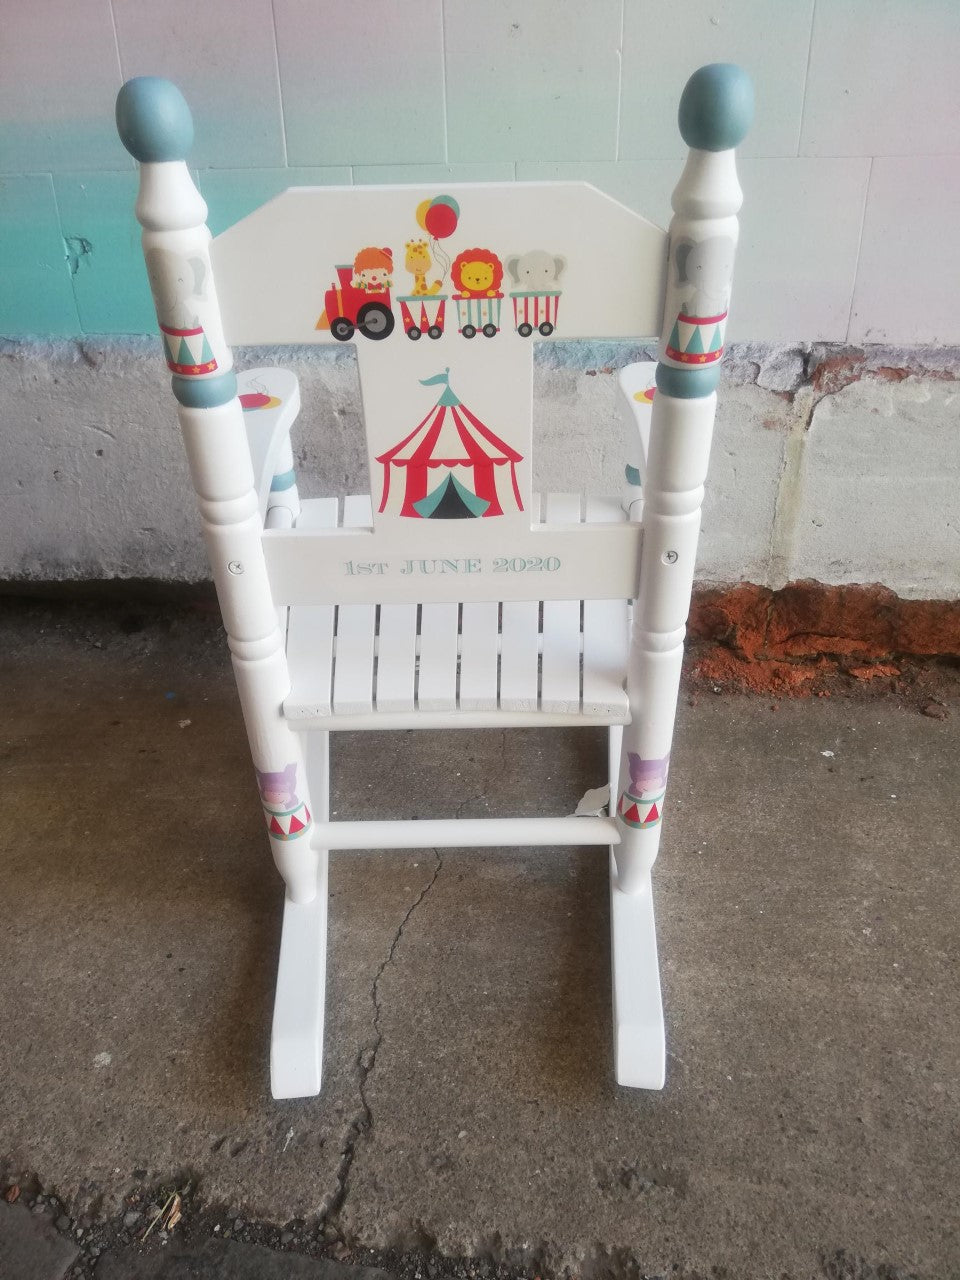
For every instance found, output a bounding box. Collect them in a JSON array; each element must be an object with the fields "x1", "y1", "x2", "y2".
[{"x1": 2, "y1": 0, "x2": 959, "y2": 344}]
